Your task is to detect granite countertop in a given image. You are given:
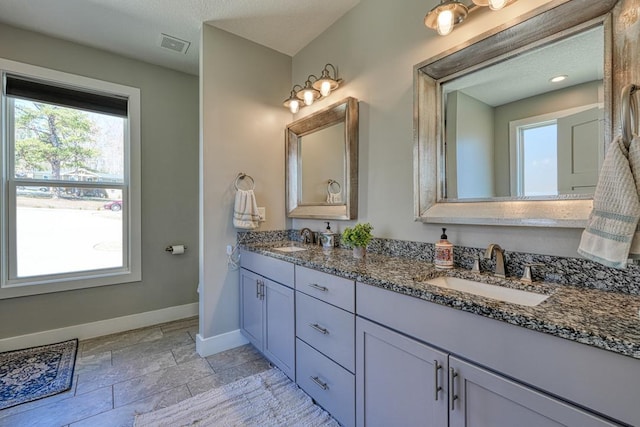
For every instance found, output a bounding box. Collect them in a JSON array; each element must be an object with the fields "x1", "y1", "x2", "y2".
[{"x1": 241, "y1": 241, "x2": 640, "y2": 360}]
